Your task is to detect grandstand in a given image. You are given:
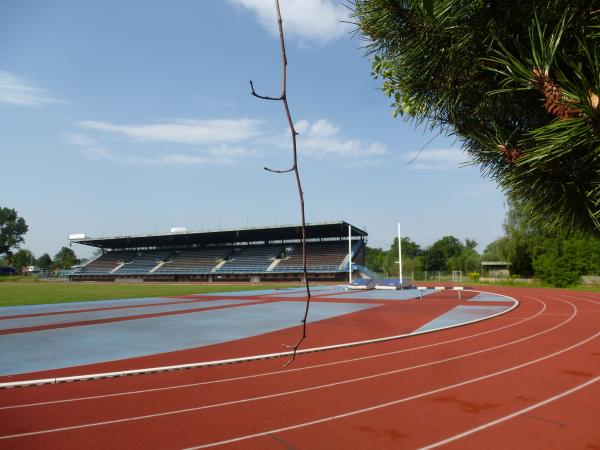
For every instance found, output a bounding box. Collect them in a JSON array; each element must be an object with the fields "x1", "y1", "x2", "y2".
[{"x1": 69, "y1": 221, "x2": 367, "y2": 282}]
